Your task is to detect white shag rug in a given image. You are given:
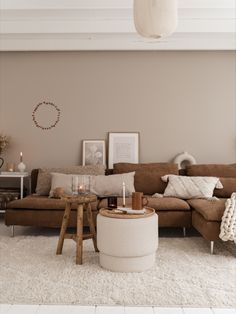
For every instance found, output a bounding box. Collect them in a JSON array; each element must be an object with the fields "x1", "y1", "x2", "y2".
[{"x1": 0, "y1": 234, "x2": 235, "y2": 307}]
